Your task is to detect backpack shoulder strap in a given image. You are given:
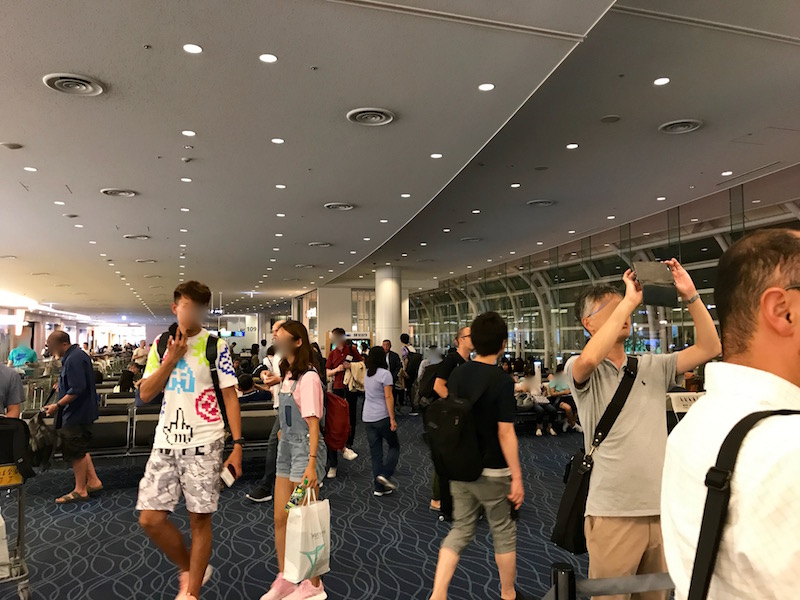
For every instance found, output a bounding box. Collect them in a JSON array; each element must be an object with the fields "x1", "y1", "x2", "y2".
[
  {"x1": 205, "y1": 335, "x2": 229, "y2": 424},
  {"x1": 156, "y1": 332, "x2": 170, "y2": 361},
  {"x1": 688, "y1": 408, "x2": 800, "y2": 600}
]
